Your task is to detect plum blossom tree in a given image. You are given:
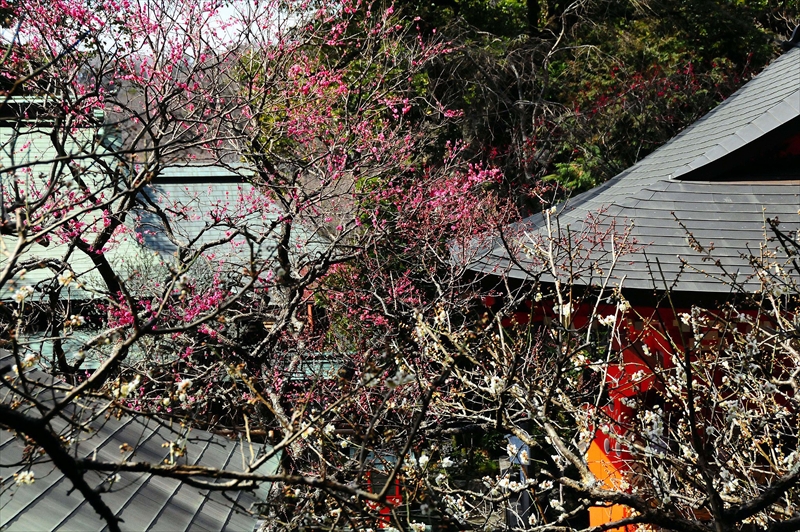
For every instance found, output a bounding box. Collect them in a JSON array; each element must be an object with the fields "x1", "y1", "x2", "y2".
[
  {"x1": 380, "y1": 217, "x2": 800, "y2": 532},
  {"x1": 0, "y1": 0, "x2": 510, "y2": 529},
  {"x1": 2, "y1": 0, "x2": 800, "y2": 531}
]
